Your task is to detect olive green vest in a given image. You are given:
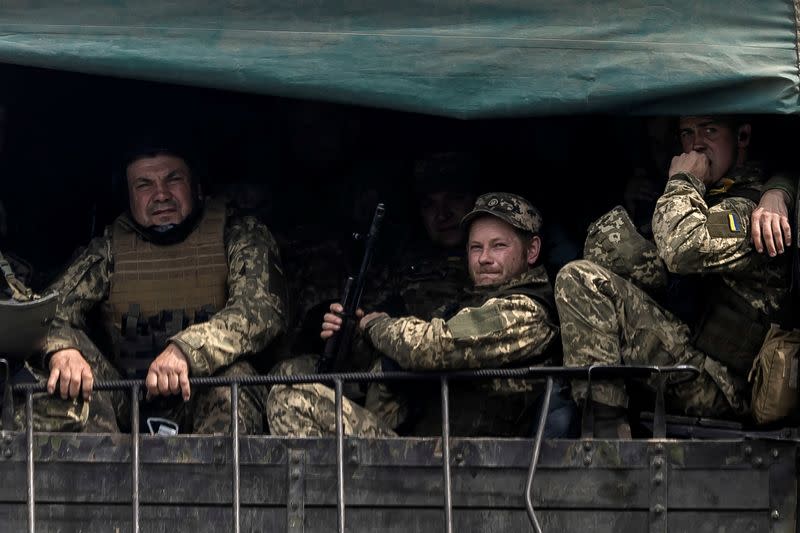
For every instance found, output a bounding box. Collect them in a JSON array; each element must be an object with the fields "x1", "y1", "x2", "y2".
[{"x1": 103, "y1": 199, "x2": 228, "y2": 376}]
